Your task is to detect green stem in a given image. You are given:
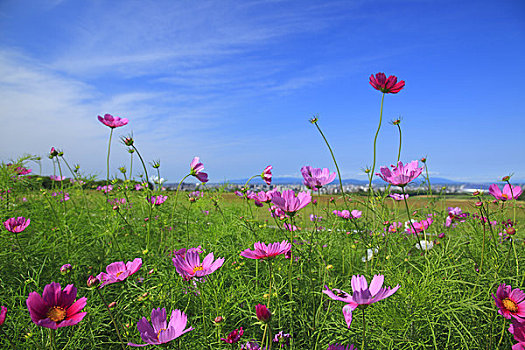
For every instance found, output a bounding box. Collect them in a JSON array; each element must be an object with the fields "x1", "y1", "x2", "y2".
[
  {"x1": 106, "y1": 128, "x2": 114, "y2": 212},
  {"x1": 402, "y1": 187, "x2": 422, "y2": 250},
  {"x1": 0, "y1": 327, "x2": 16, "y2": 349},
  {"x1": 95, "y1": 288, "x2": 126, "y2": 350},
  {"x1": 368, "y1": 93, "x2": 385, "y2": 198},
  {"x1": 361, "y1": 309, "x2": 367, "y2": 350},
  {"x1": 312, "y1": 121, "x2": 349, "y2": 209},
  {"x1": 170, "y1": 174, "x2": 191, "y2": 221},
  {"x1": 49, "y1": 328, "x2": 56, "y2": 350}
]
